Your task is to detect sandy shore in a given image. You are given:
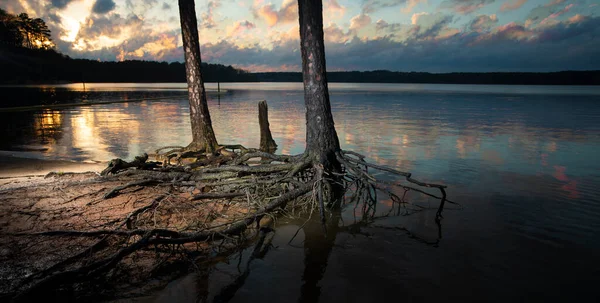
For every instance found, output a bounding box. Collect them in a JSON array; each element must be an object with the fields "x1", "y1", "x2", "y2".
[{"x1": 0, "y1": 152, "x2": 107, "y2": 190}]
